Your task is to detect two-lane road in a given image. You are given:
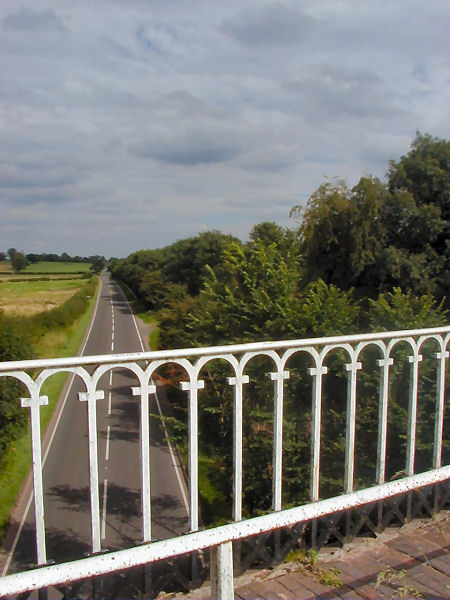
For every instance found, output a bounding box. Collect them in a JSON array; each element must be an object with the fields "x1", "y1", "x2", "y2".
[{"x1": 2, "y1": 273, "x2": 189, "y2": 576}]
